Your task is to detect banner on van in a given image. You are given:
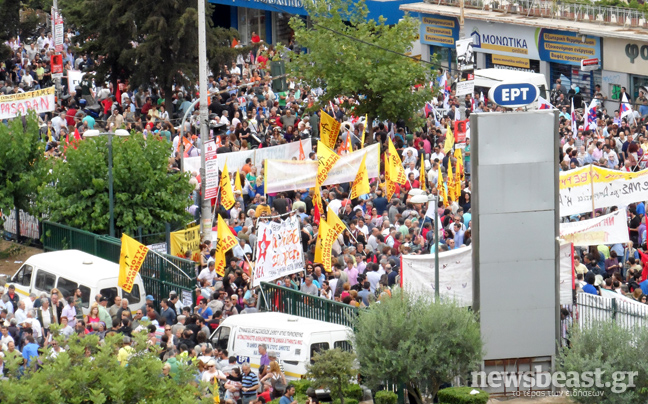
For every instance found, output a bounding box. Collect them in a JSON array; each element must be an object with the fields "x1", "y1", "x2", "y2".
[
  {"x1": 253, "y1": 216, "x2": 304, "y2": 287},
  {"x1": 235, "y1": 326, "x2": 305, "y2": 362},
  {"x1": 170, "y1": 225, "x2": 201, "y2": 262},
  {"x1": 119, "y1": 234, "x2": 149, "y2": 293}
]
